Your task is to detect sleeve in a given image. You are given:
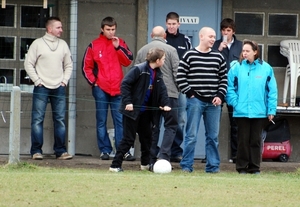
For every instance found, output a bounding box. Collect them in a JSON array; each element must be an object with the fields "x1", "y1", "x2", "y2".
[
  {"x1": 225, "y1": 61, "x2": 239, "y2": 107},
  {"x1": 24, "y1": 40, "x2": 41, "y2": 86},
  {"x1": 185, "y1": 35, "x2": 192, "y2": 50},
  {"x1": 176, "y1": 52, "x2": 193, "y2": 97},
  {"x1": 171, "y1": 49, "x2": 180, "y2": 90},
  {"x1": 216, "y1": 55, "x2": 228, "y2": 101},
  {"x1": 82, "y1": 43, "x2": 96, "y2": 86},
  {"x1": 62, "y1": 42, "x2": 73, "y2": 85},
  {"x1": 266, "y1": 65, "x2": 278, "y2": 115},
  {"x1": 116, "y1": 39, "x2": 133, "y2": 67},
  {"x1": 121, "y1": 66, "x2": 139, "y2": 105},
  {"x1": 134, "y1": 49, "x2": 144, "y2": 65}
]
